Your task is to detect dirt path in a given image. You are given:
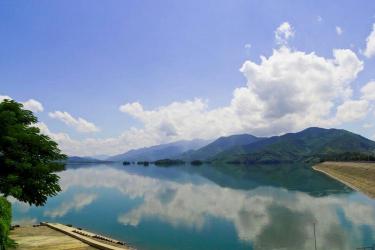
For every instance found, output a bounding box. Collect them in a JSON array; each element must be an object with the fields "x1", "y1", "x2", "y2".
[
  {"x1": 9, "y1": 225, "x2": 96, "y2": 250},
  {"x1": 313, "y1": 161, "x2": 375, "y2": 199}
]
